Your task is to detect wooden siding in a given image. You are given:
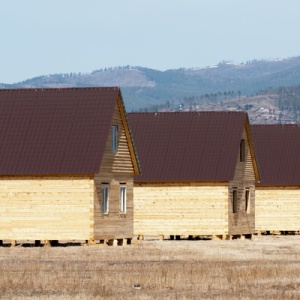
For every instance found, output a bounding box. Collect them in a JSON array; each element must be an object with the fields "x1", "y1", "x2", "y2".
[
  {"x1": 134, "y1": 183, "x2": 229, "y2": 236},
  {"x1": 229, "y1": 127, "x2": 256, "y2": 235},
  {"x1": 256, "y1": 187, "x2": 300, "y2": 231},
  {"x1": 98, "y1": 100, "x2": 135, "y2": 177},
  {"x1": 94, "y1": 176, "x2": 133, "y2": 239},
  {"x1": 0, "y1": 176, "x2": 93, "y2": 240},
  {"x1": 228, "y1": 183, "x2": 255, "y2": 235},
  {"x1": 93, "y1": 101, "x2": 134, "y2": 239},
  {"x1": 233, "y1": 127, "x2": 256, "y2": 182}
]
